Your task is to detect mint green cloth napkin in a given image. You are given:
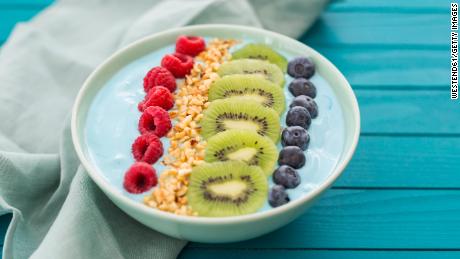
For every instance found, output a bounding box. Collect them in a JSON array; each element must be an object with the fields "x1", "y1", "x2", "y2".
[{"x1": 0, "y1": 0, "x2": 326, "y2": 258}]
